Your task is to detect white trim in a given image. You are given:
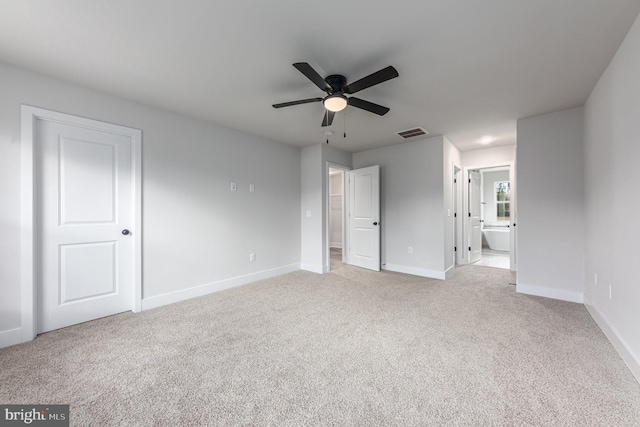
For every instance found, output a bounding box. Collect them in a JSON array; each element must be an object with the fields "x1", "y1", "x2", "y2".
[
  {"x1": 132, "y1": 125, "x2": 142, "y2": 313},
  {"x1": 516, "y1": 282, "x2": 584, "y2": 303},
  {"x1": 142, "y1": 263, "x2": 300, "y2": 311},
  {"x1": 0, "y1": 328, "x2": 23, "y2": 349},
  {"x1": 444, "y1": 264, "x2": 455, "y2": 279},
  {"x1": 20, "y1": 108, "x2": 36, "y2": 342},
  {"x1": 453, "y1": 165, "x2": 462, "y2": 266},
  {"x1": 325, "y1": 162, "x2": 351, "y2": 273},
  {"x1": 584, "y1": 295, "x2": 640, "y2": 384},
  {"x1": 383, "y1": 263, "x2": 445, "y2": 280},
  {"x1": 20, "y1": 105, "x2": 142, "y2": 343},
  {"x1": 302, "y1": 264, "x2": 324, "y2": 274},
  {"x1": 508, "y1": 160, "x2": 517, "y2": 272},
  {"x1": 461, "y1": 161, "x2": 516, "y2": 269}
]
